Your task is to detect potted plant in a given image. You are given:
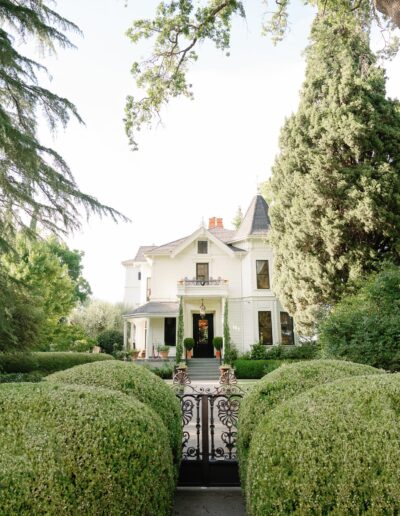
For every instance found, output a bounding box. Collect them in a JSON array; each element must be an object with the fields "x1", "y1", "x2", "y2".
[
  {"x1": 158, "y1": 345, "x2": 170, "y2": 359},
  {"x1": 183, "y1": 337, "x2": 194, "y2": 360},
  {"x1": 213, "y1": 336, "x2": 223, "y2": 364},
  {"x1": 130, "y1": 349, "x2": 140, "y2": 360},
  {"x1": 176, "y1": 361, "x2": 187, "y2": 371}
]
